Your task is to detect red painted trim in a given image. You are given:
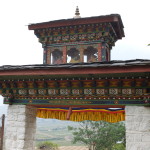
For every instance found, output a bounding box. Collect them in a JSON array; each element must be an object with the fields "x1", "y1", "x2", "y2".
[
  {"x1": 0, "y1": 65, "x2": 149, "y2": 76},
  {"x1": 38, "y1": 108, "x2": 125, "y2": 114},
  {"x1": 28, "y1": 15, "x2": 119, "y2": 30},
  {"x1": 28, "y1": 104, "x2": 125, "y2": 109}
]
